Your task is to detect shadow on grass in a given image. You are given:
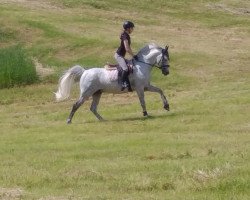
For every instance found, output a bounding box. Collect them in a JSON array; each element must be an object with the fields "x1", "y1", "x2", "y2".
[{"x1": 78, "y1": 111, "x2": 178, "y2": 124}]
